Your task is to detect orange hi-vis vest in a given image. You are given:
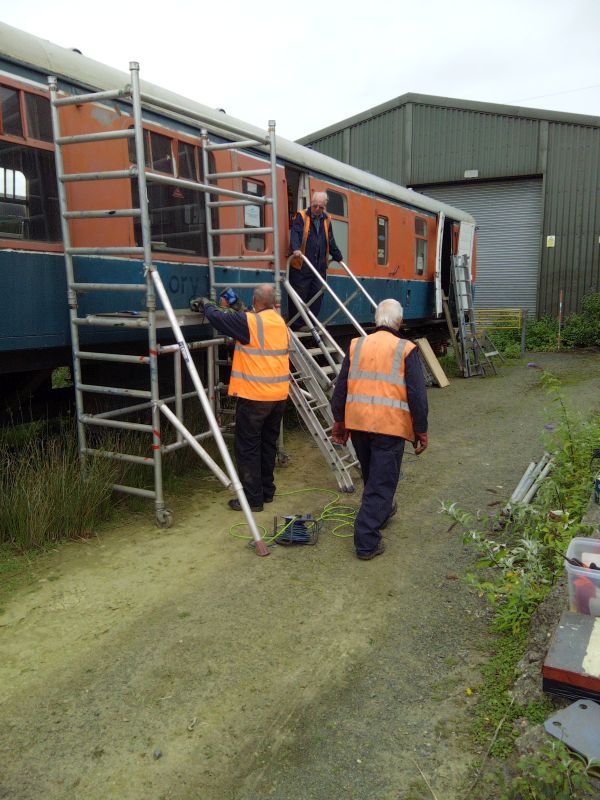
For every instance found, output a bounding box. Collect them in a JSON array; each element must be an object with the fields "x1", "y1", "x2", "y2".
[
  {"x1": 345, "y1": 330, "x2": 416, "y2": 441},
  {"x1": 228, "y1": 309, "x2": 290, "y2": 401},
  {"x1": 290, "y1": 208, "x2": 331, "y2": 269}
]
